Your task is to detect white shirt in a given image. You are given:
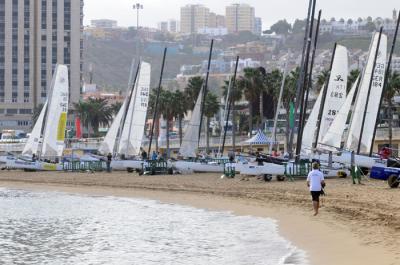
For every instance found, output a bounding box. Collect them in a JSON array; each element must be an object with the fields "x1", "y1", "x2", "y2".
[{"x1": 307, "y1": 169, "x2": 325, "y2": 191}]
